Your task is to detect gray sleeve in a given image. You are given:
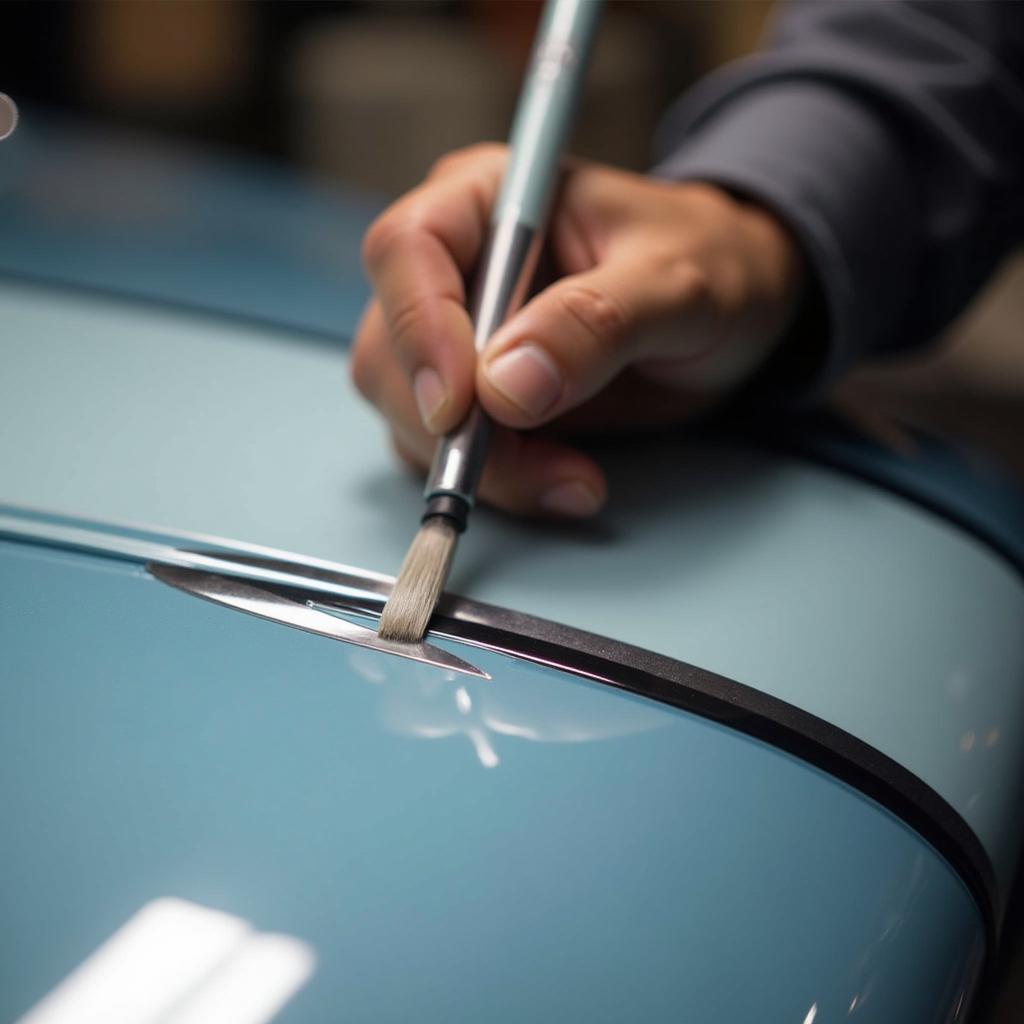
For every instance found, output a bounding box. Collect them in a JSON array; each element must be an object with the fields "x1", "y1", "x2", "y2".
[{"x1": 653, "y1": 0, "x2": 1024, "y2": 396}]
